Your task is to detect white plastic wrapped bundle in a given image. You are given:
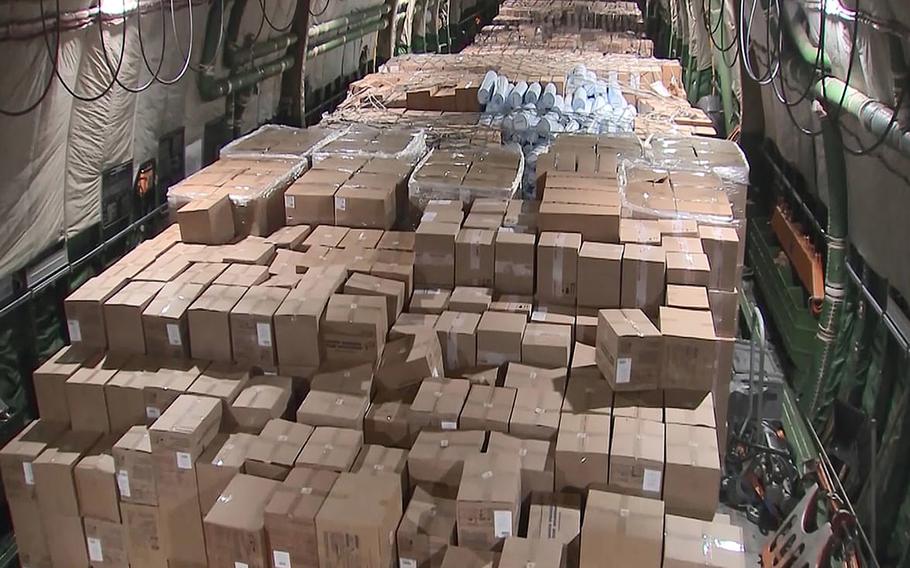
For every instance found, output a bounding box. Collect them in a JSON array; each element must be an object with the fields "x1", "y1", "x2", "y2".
[
  {"x1": 492, "y1": 75, "x2": 511, "y2": 106},
  {"x1": 524, "y1": 82, "x2": 542, "y2": 105},
  {"x1": 478, "y1": 70, "x2": 498, "y2": 105},
  {"x1": 219, "y1": 124, "x2": 348, "y2": 161},
  {"x1": 538, "y1": 83, "x2": 557, "y2": 111},
  {"x1": 508, "y1": 81, "x2": 528, "y2": 109}
]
